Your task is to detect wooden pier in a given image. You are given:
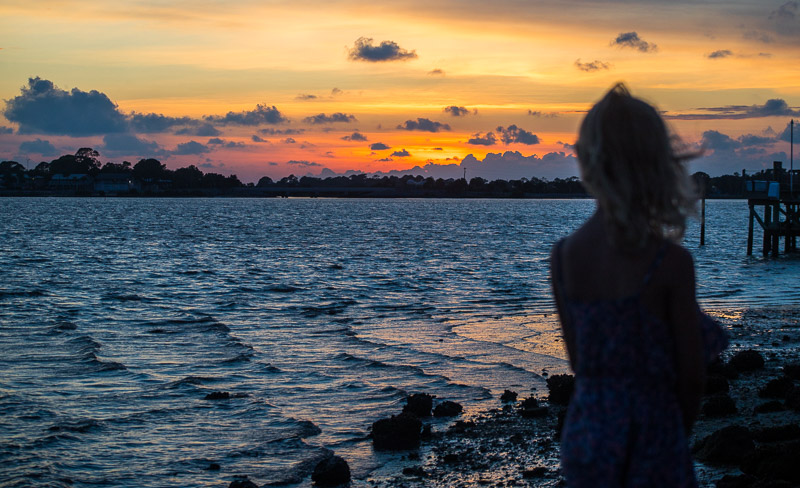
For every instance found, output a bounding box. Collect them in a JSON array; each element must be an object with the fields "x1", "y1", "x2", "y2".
[{"x1": 745, "y1": 161, "x2": 800, "y2": 256}]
